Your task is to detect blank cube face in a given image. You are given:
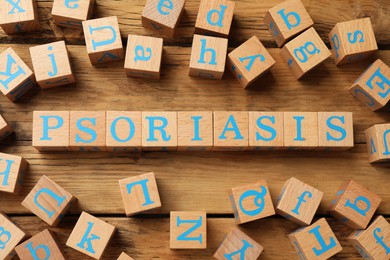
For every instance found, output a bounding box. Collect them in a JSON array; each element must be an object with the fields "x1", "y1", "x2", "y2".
[
  {"x1": 249, "y1": 112, "x2": 283, "y2": 150},
  {"x1": 125, "y1": 35, "x2": 163, "y2": 79},
  {"x1": 264, "y1": 0, "x2": 314, "y2": 47},
  {"x1": 281, "y1": 28, "x2": 331, "y2": 79},
  {"x1": 0, "y1": 212, "x2": 29, "y2": 260},
  {"x1": 329, "y1": 18, "x2": 378, "y2": 65},
  {"x1": 0, "y1": 0, "x2": 40, "y2": 34},
  {"x1": 318, "y1": 112, "x2": 354, "y2": 150},
  {"x1": 189, "y1": 34, "x2": 228, "y2": 79},
  {"x1": 284, "y1": 112, "x2": 318, "y2": 148},
  {"x1": 119, "y1": 172, "x2": 161, "y2": 216},
  {"x1": 0, "y1": 153, "x2": 28, "y2": 195},
  {"x1": 170, "y1": 211, "x2": 207, "y2": 249},
  {"x1": 66, "y1": 212, "x2": 116, "y2": 260},
  {"x1": 52, "y1": 0, "x2": 94, "y2": 29},
  {"x1": 365, "y1": 124, "x2": 390, "y2": 163},
  {"x1": 0, "y1": 114, "x2": 14, "y2": 140},
  {"x1": 117, "y1": 252, "x2": 134, "y2": 260}
]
